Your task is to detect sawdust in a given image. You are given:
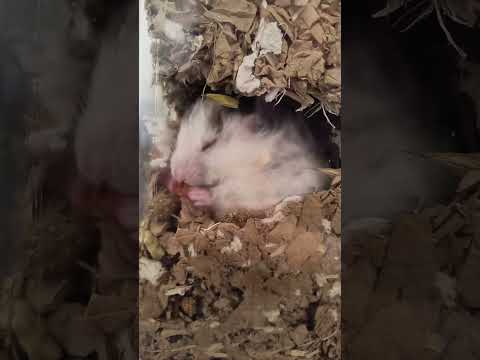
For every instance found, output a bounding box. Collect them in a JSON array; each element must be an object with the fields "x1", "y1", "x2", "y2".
[{"x1": 139, "y1": 172, "x2": 341, "y2": 360}]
